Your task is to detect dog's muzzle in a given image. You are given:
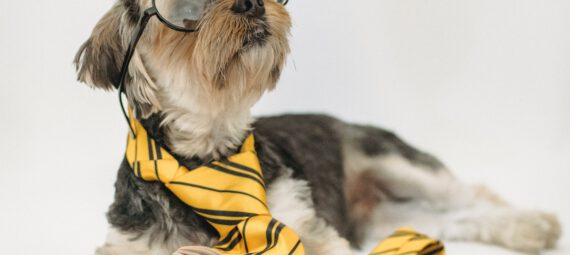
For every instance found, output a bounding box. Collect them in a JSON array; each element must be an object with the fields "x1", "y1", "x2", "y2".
[{"x1": 232, "y1": 0, "x2": 265, "y2": 18}]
